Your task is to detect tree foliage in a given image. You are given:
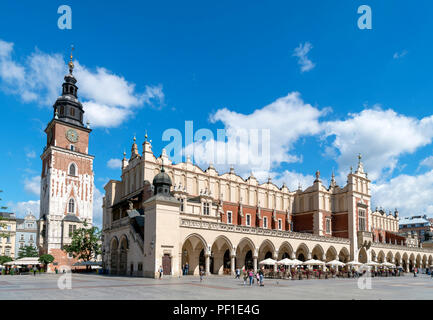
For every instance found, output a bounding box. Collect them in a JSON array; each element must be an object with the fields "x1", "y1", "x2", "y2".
[
  {"x1": 63, "y1": 222, "x2": 101, "y2": 263},
  {"x1": 39, "y1": 254, "x2": 54, "y2": 265},
  {"x1": 18, "y1": 245, "x2": 39, "y2": 259},
  {"x1": 0, "y1": 255, "x2": 12, "y2": 265}
]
